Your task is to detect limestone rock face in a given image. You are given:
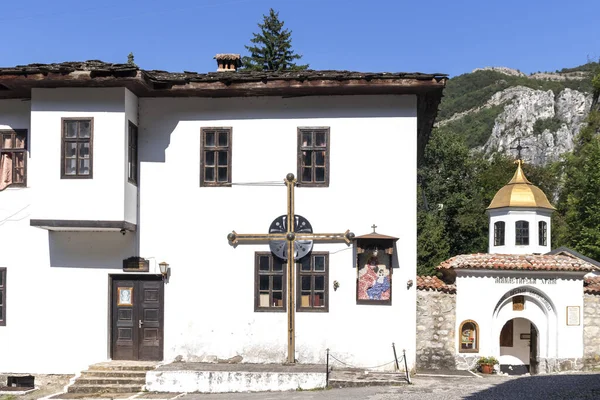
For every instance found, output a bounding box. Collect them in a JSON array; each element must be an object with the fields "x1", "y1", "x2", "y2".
[
  {"x1": 480, "y1": 87, "x2": 592, "y2": 165},
  {"x1": 472, "y1": 66, "x2": 526, "y2": 77}
]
